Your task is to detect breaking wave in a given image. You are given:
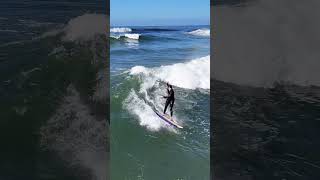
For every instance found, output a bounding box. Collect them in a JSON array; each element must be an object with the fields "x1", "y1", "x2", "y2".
[
  {"x1": 110, "y1": 33, "x2": 140, "y2": 40},
  {"x1": 129, "y1": 56, "x2": 210, "y2": 90},
  {"x1": 110, "y1": 27, "x2": 132, "y2": 33},
  {"x1": 187, "y1": 29, "x2": 210, "y2": 37},
  {"x1": 121, "y1": 56, "x2": 210, "y2": 132}
]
